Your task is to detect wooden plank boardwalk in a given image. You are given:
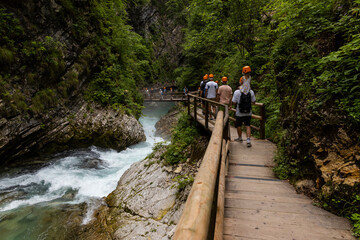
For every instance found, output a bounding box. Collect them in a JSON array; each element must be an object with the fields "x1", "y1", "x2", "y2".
[
  {"x1": 224, "y1": 127, "x2": 355, "y2": 240},
  {"x1": 191, "y1": 112, "x2": 355, "y2": 239}
]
